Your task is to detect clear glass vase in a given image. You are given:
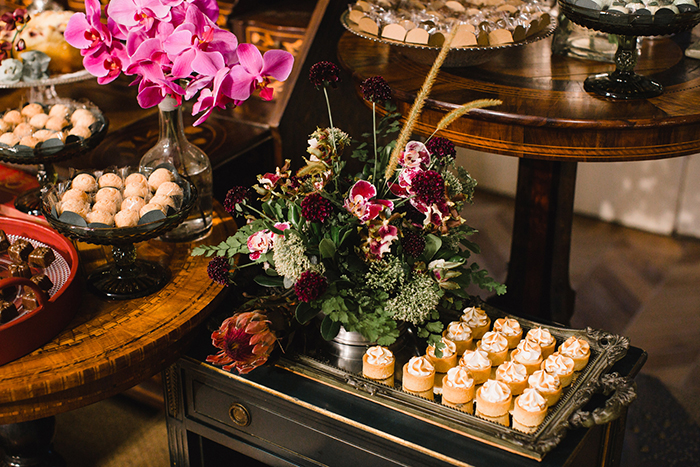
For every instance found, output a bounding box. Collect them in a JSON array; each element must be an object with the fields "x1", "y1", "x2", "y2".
[{"x1": 139, "y1": 96, "x2": 213, "y2": 242}]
